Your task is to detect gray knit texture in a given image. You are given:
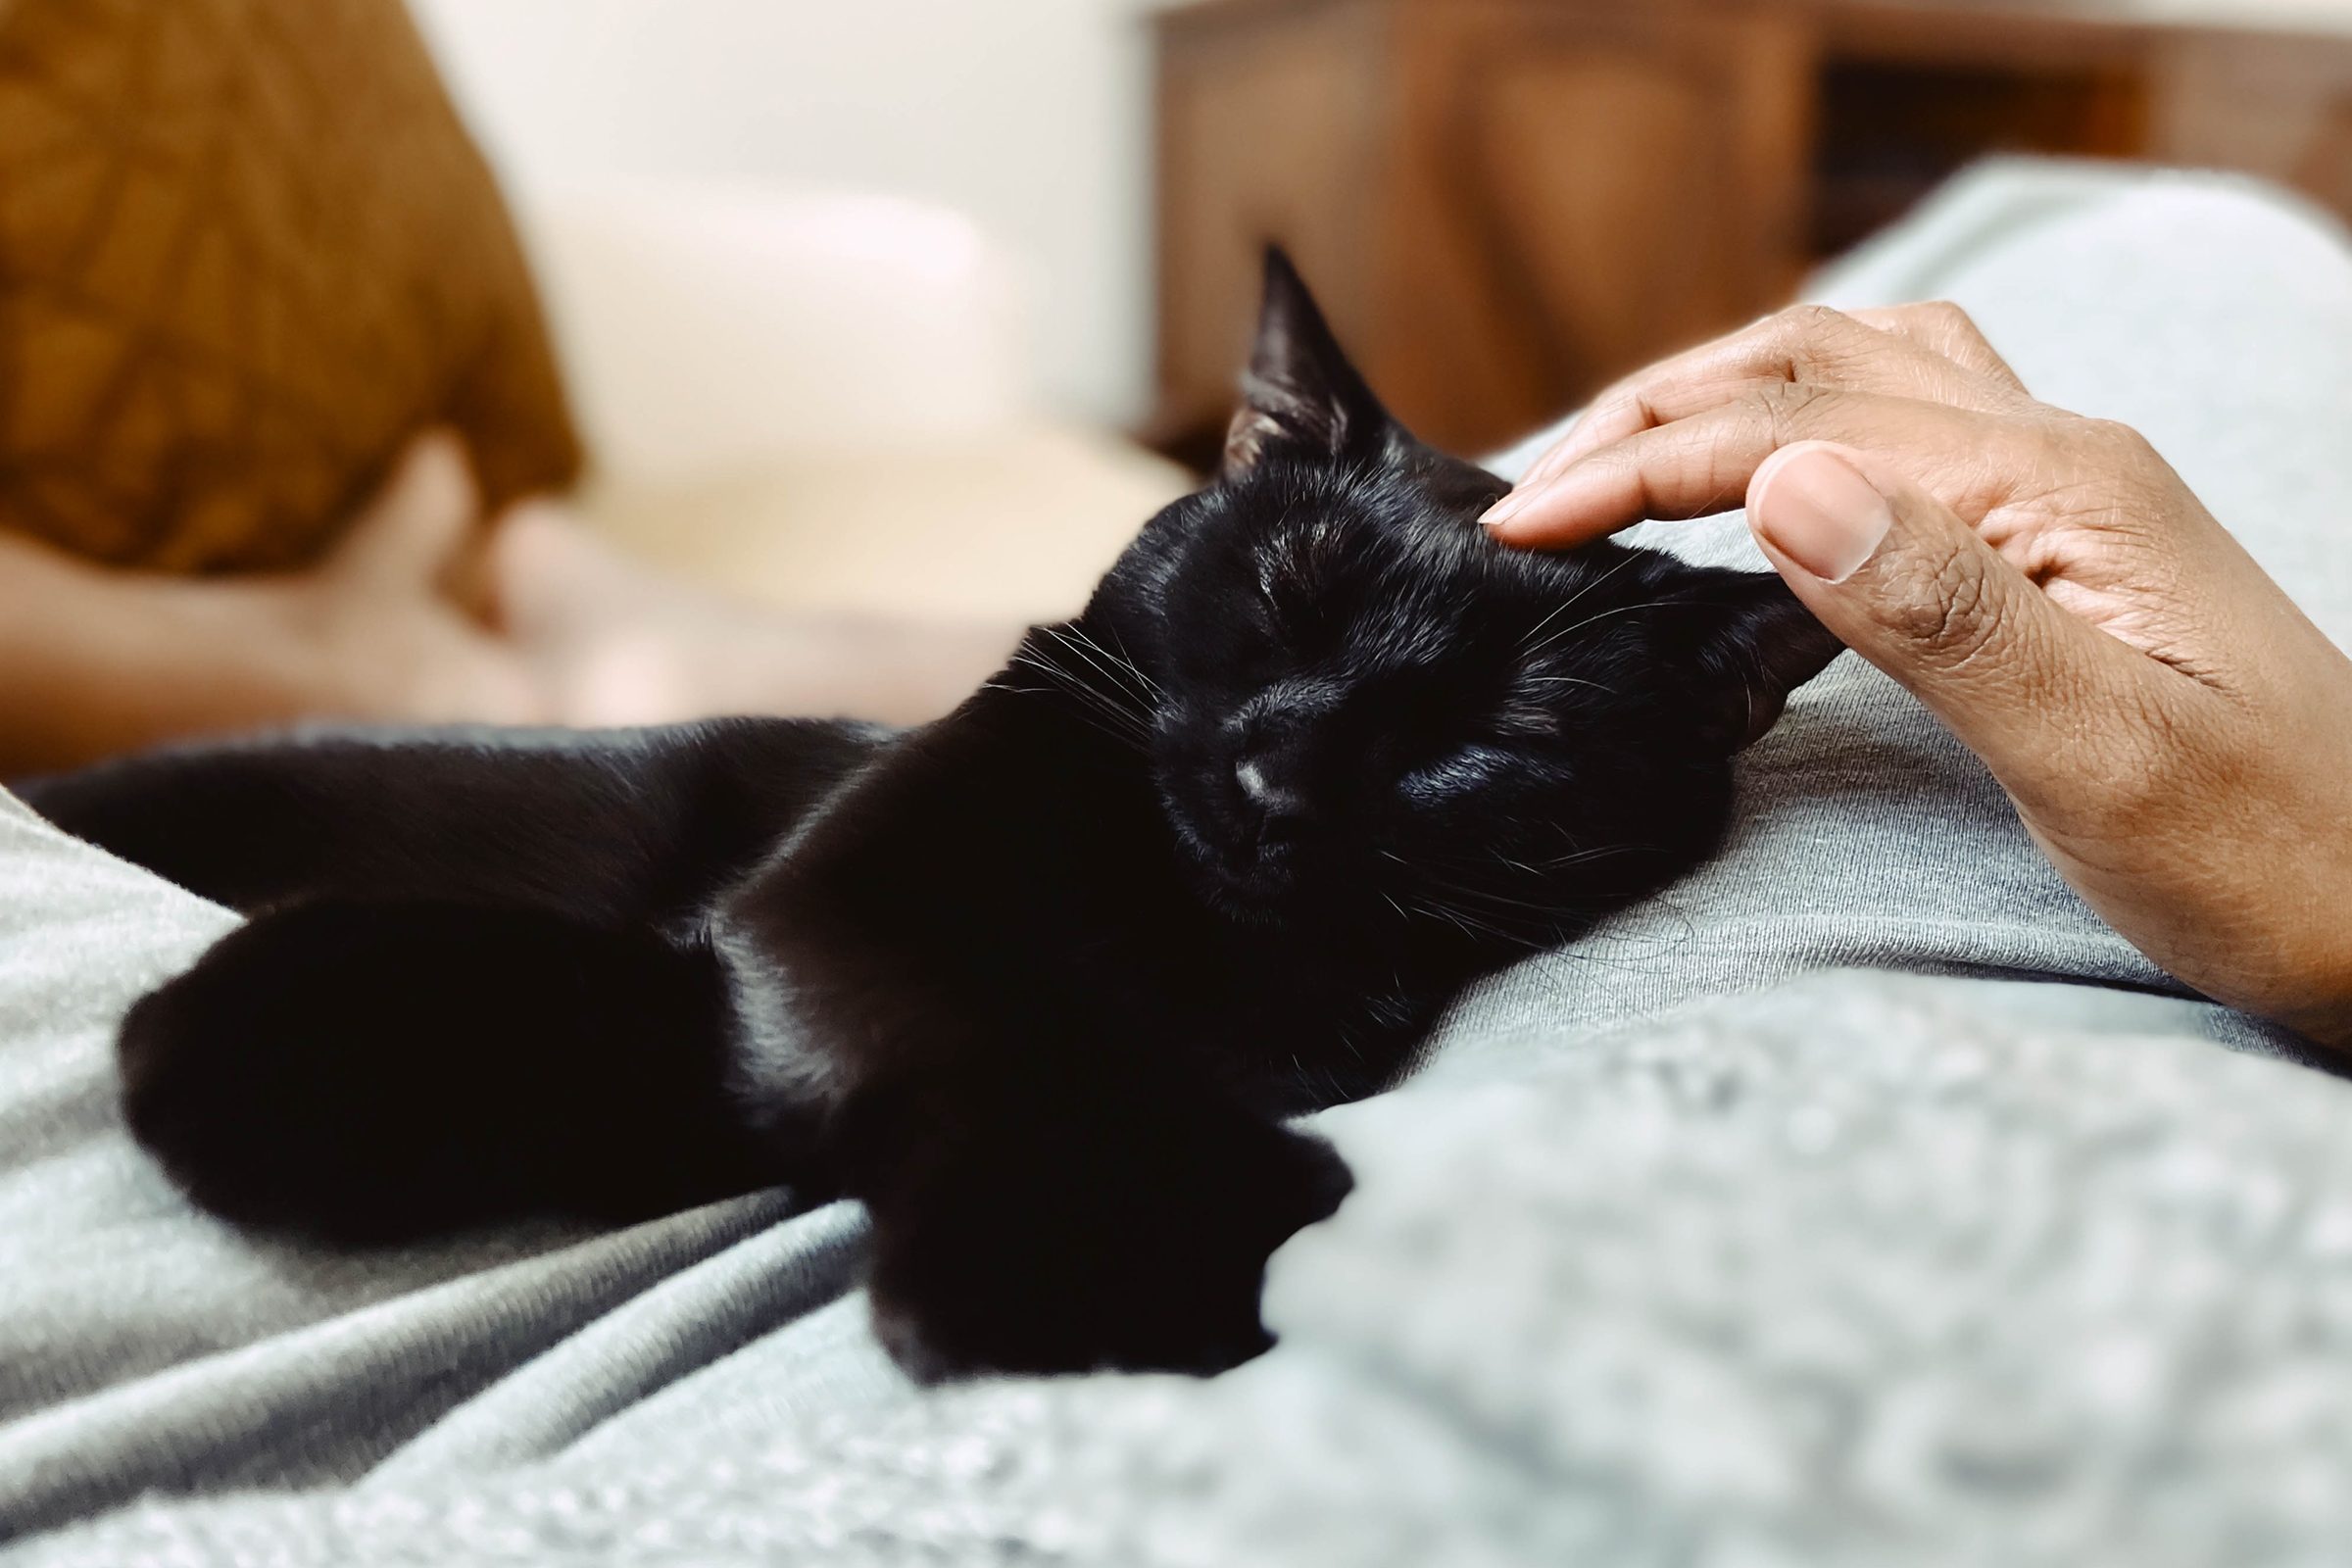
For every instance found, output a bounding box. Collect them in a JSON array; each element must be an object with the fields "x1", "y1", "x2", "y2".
[{"x1": 19, "y1": 974, "x2": 2352, "y2": 1567}]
